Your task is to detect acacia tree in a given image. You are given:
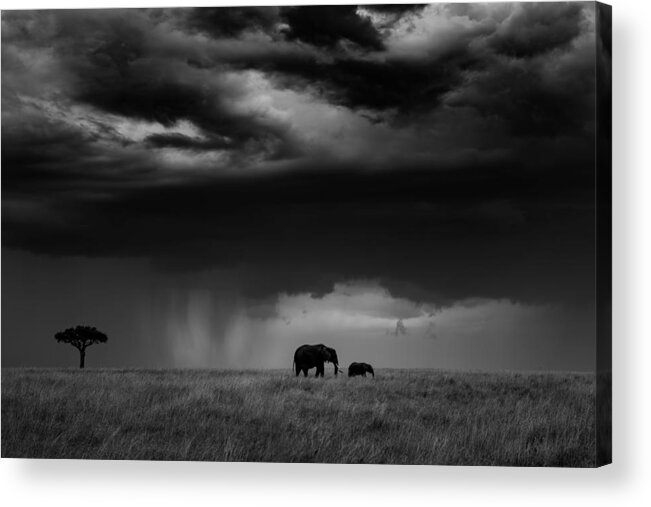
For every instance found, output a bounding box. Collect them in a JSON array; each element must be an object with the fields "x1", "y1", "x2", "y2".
[{"x1": 54, "y1": 325, "x2": 108, "y2": 369}]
